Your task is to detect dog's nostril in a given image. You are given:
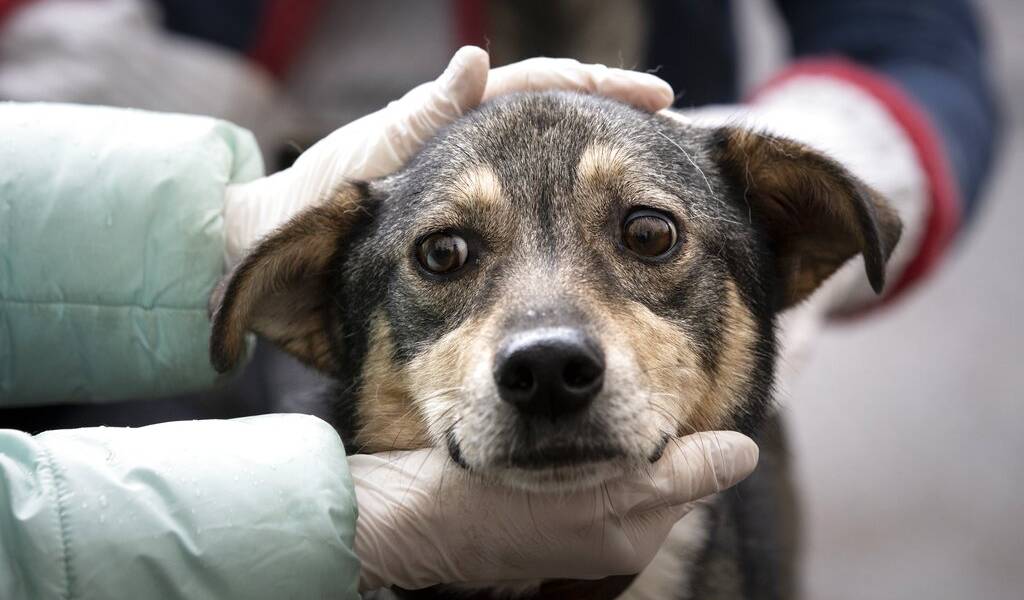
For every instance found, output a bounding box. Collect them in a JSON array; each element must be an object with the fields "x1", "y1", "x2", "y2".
[
  {"x1": 563, "y1": 357, "x2": 602, "y2": 389},
  {"x1": 494, "y1": 328, "x2": 605, "y2": 419},
  {"x1": 501, "y1": 363, "x2": 535, "y2": 391}
]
